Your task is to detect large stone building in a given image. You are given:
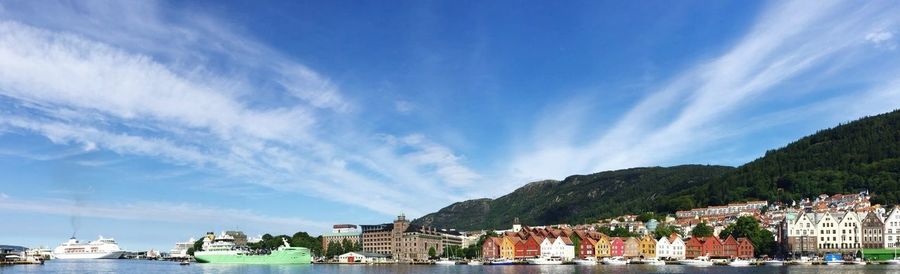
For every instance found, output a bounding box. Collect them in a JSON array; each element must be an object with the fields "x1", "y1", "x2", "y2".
[
  {"x1": 360, "y1": 214, "x2": 462, "y2": 261},
  {"x1": 861, "y1": 211, "x2": 884, "y2": 249},
  {"x1": 322, "y1": 224, "x2": 361, "y2": 254},
  {"x1": 361, "y1": 223, "x2": 393, "y2": 255}
]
